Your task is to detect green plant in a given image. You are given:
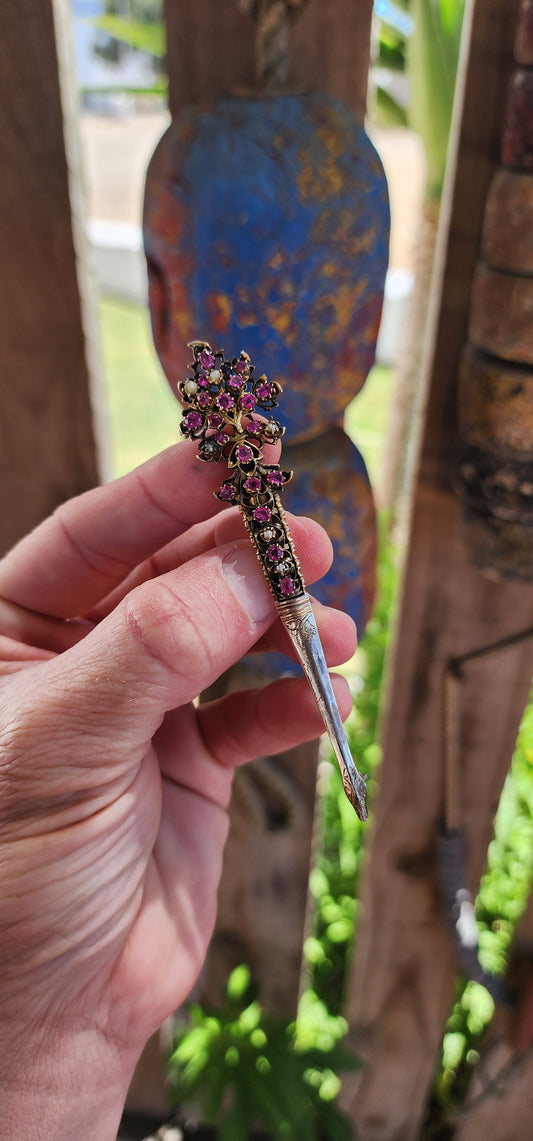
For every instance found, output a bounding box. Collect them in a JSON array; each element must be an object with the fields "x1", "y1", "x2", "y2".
[
  {"x1": 168, "y1": 965, "x2": 360, "y2": 1140},
  {"x1": 373, "y1": 0, "x2": 465, "y2": 197},
  {"x1": 408, "y1": 0, "x2": 465, "y2": 199},
  {"x1": 303, "y1": 521, "x2": 398, "y2": 1014},
  {"x1": 432, "y1": 690, "x2": 533, "y2": 1115},
  {"x1": 85, "y1": 0, "x2": 167, "y2": 94},
  {"x1": 94, "y1": 12, "x2": 165, "y2": 58}
]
